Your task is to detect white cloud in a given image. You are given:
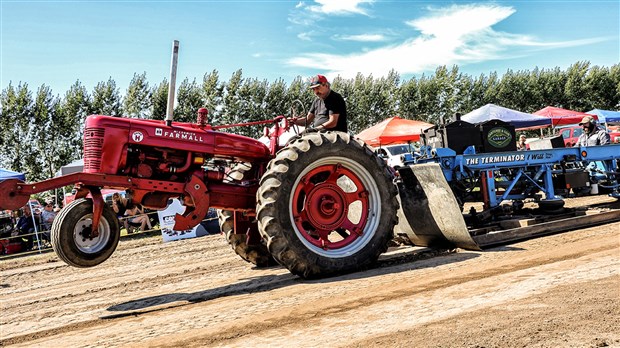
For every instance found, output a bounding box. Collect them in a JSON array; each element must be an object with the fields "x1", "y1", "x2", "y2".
[
  {"x1": 289, "y1": 0, "x2": 373, "y2": 26},
  {"x1": 286, "y1": 3, "x2": 609, "y2": 79},
  {"x1": 335, "y1": 34, "x2": 386, "y2": 42},
  {"x1": 406, "y1": 4, "x2": 515, "y2": 39},
  {"x1": 298, "y1": 32, "x2": 314, "y2": 41},
  {"x1": 308, "y1": 0, "x2": 374, "y2": 16}
]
